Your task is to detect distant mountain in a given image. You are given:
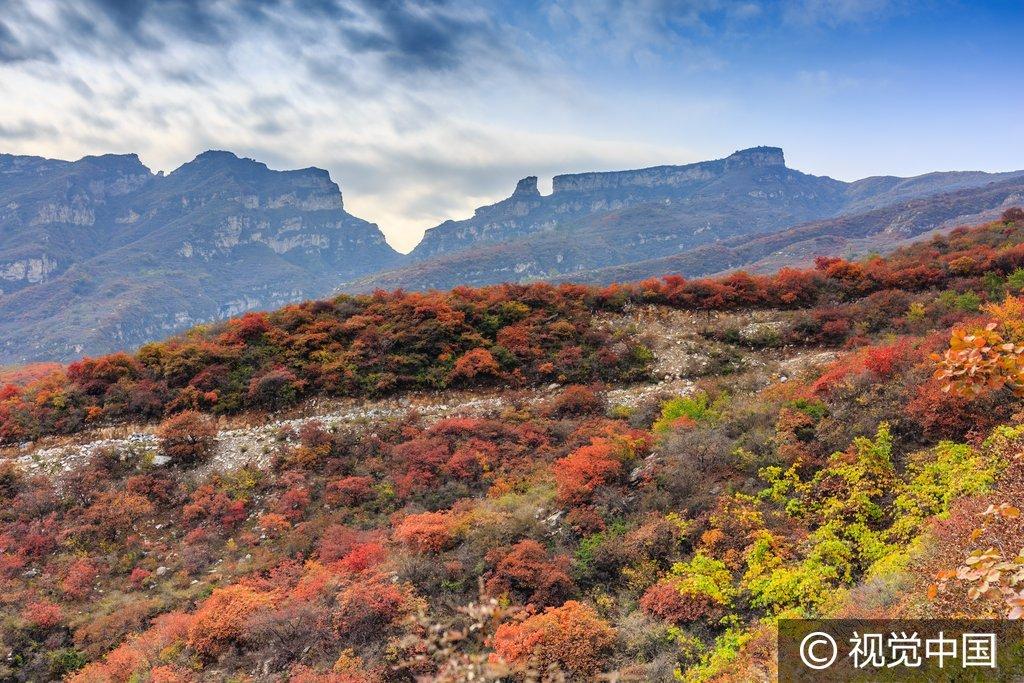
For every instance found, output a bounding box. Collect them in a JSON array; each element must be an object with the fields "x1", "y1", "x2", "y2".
[
  {"x1": 0, "y1": 151, "x2": 400, "y2": 362},
  {"x1": 350, "y1": 147, "x2": 1024, "y2": 291},
  {"x1": 3, "y1": 145, "x2": 1022, "y2": 363}
]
